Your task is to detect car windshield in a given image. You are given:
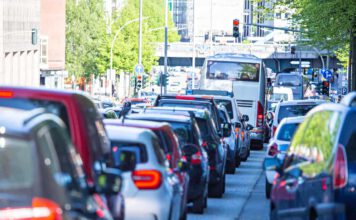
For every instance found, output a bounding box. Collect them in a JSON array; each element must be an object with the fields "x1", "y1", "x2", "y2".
[
  {"x1": 278, "y1": 105, "x2": 316, "y2": 123},
  {"x1": 0, "y1": 137, "x2": 34, "y2": 191},
  {"x1": 206, "y1": 61, "x2": 260, "y2": 82},
  {"x1": 111, "y1": 142, "x2": 148, "y2": 165},
  {"x1": 169, "y1": 122, "x2": 192, "y2": 145},
  {"x1": 271, "y1": 93, "x2": 289, "y2": 101},
  {"x1": 277, "y1": 75, "x2": 301, "y2": 86},
  {"x1": 215, "y1": 99, "x2": 233, "y2": 119},
  {"x1": 196, "y1": 118, "x2": 209, "y2": 139},
  {"x1": 159, "y1": 101, "x2": 211, "y2": 111},
  {"x1": 277, "y1": 123, "x2": 300, "y2": 141}
]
